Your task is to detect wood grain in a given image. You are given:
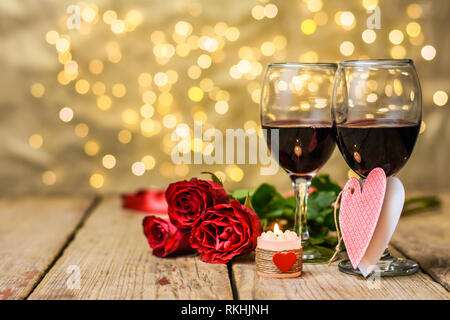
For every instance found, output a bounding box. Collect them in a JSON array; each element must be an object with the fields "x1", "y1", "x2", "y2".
[
  {"x1": 0, "y1": 197, "x2": 94, "y2": 300},
  {"x1": 29, "y1": 197, "x2": 233, "y2": 300},
  {"x1": 232, "y1": 247, "x2": 449, "y2": 300},
  {"x1": 391, "y1": 193, "x2": 450, "y2": 290}
]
